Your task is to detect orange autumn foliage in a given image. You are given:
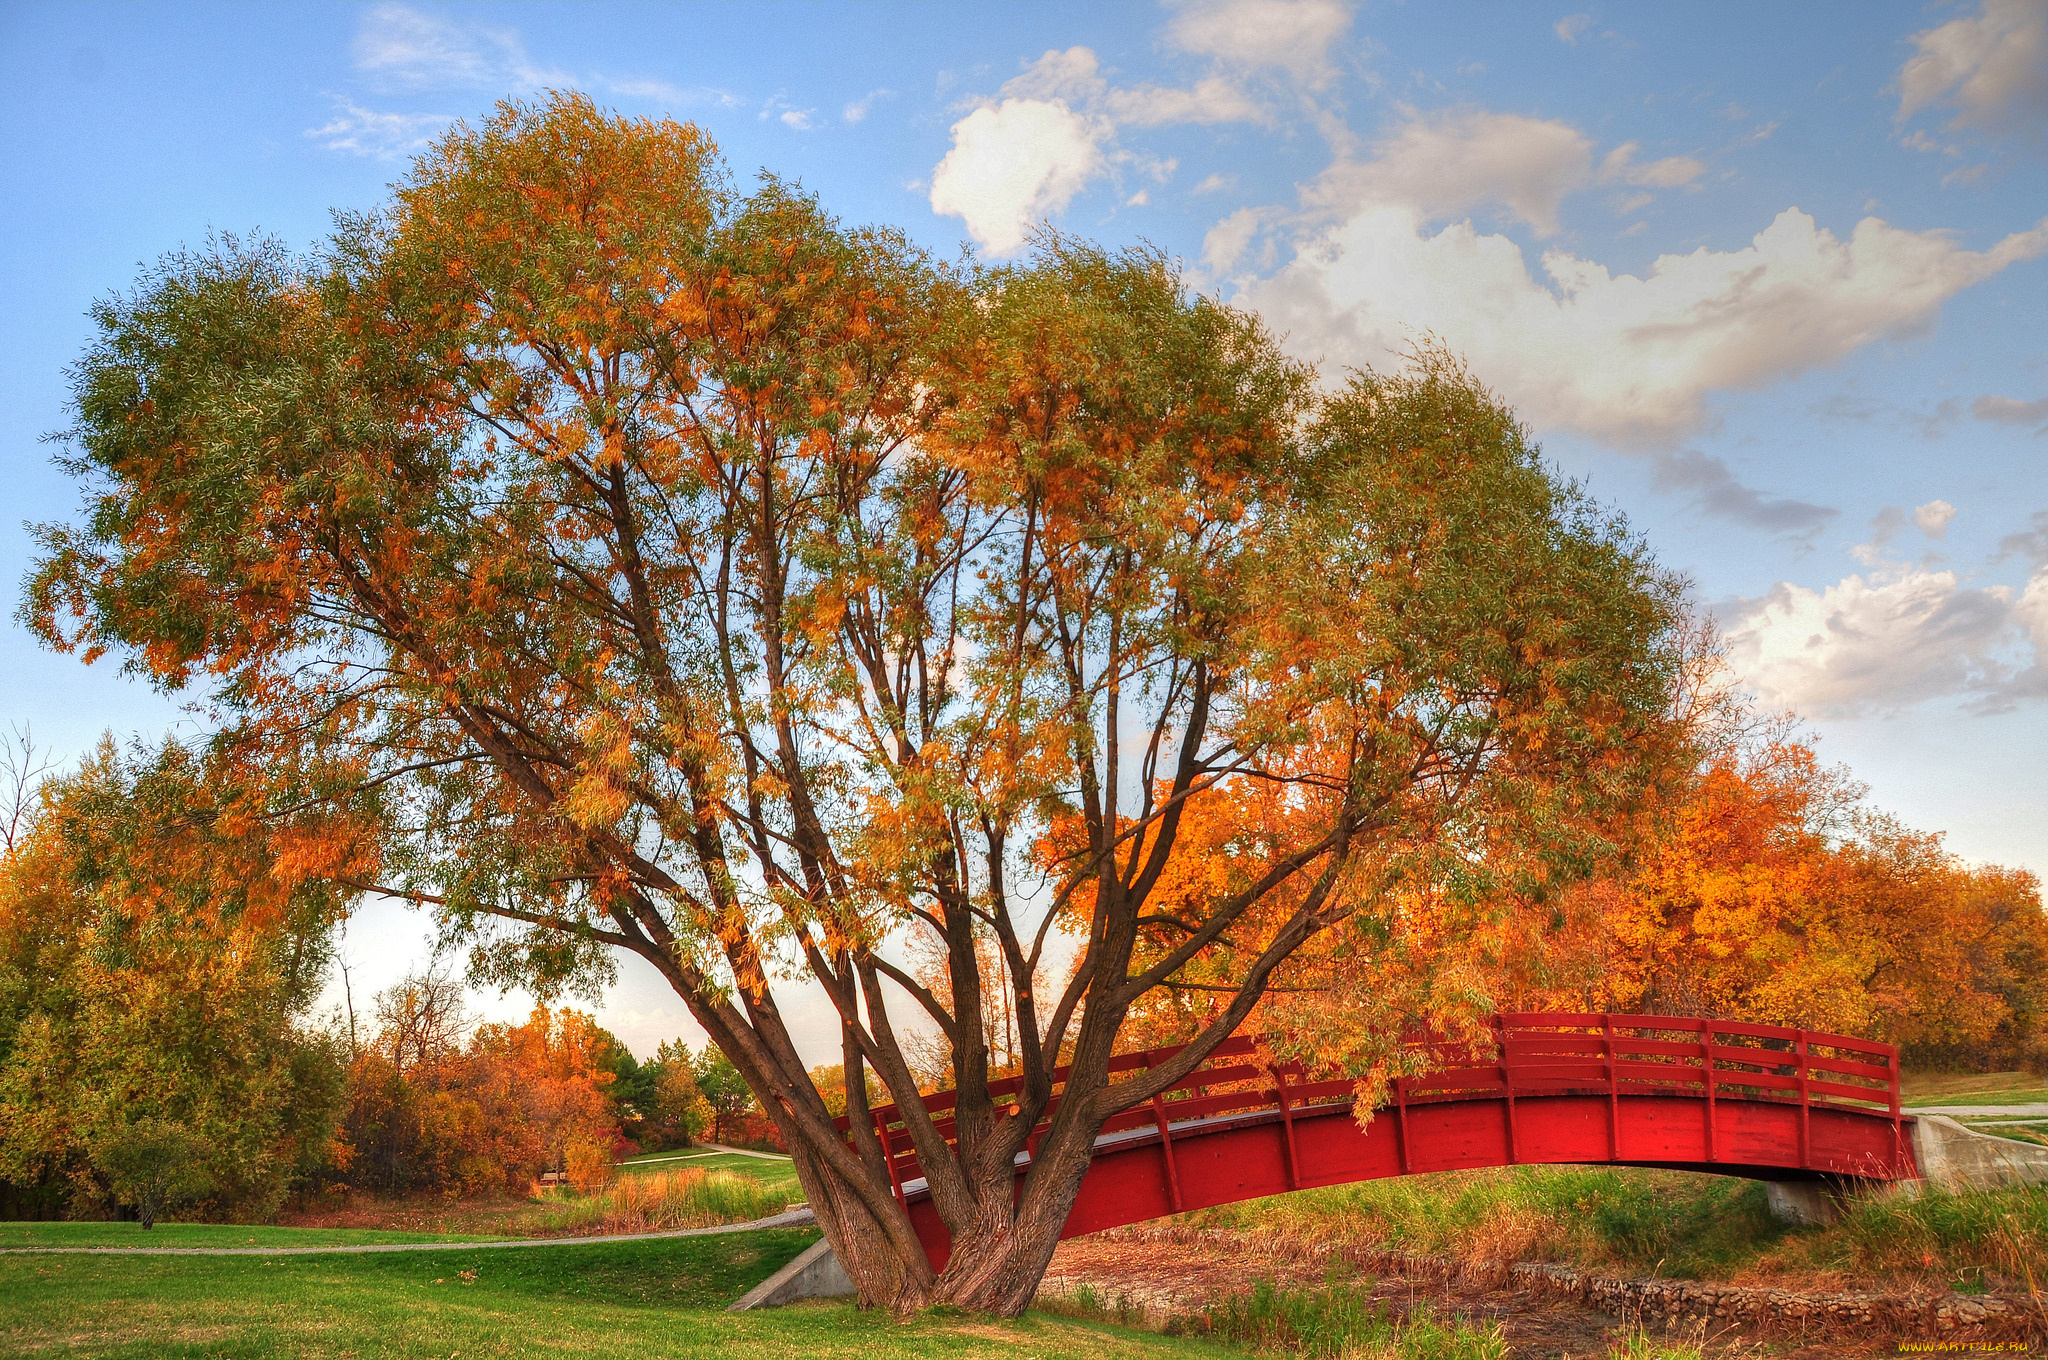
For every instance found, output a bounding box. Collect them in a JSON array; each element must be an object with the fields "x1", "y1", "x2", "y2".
[
  {"x1": 1100, "y1": 735, "x2": 2048, "y2": 1076},
  {"x1": 333, "y1": 998, "x2": 620, "y2": 1195},
  {"x1": 1529, "y1": 741, "x2": 2048, "y2": 1069}
]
